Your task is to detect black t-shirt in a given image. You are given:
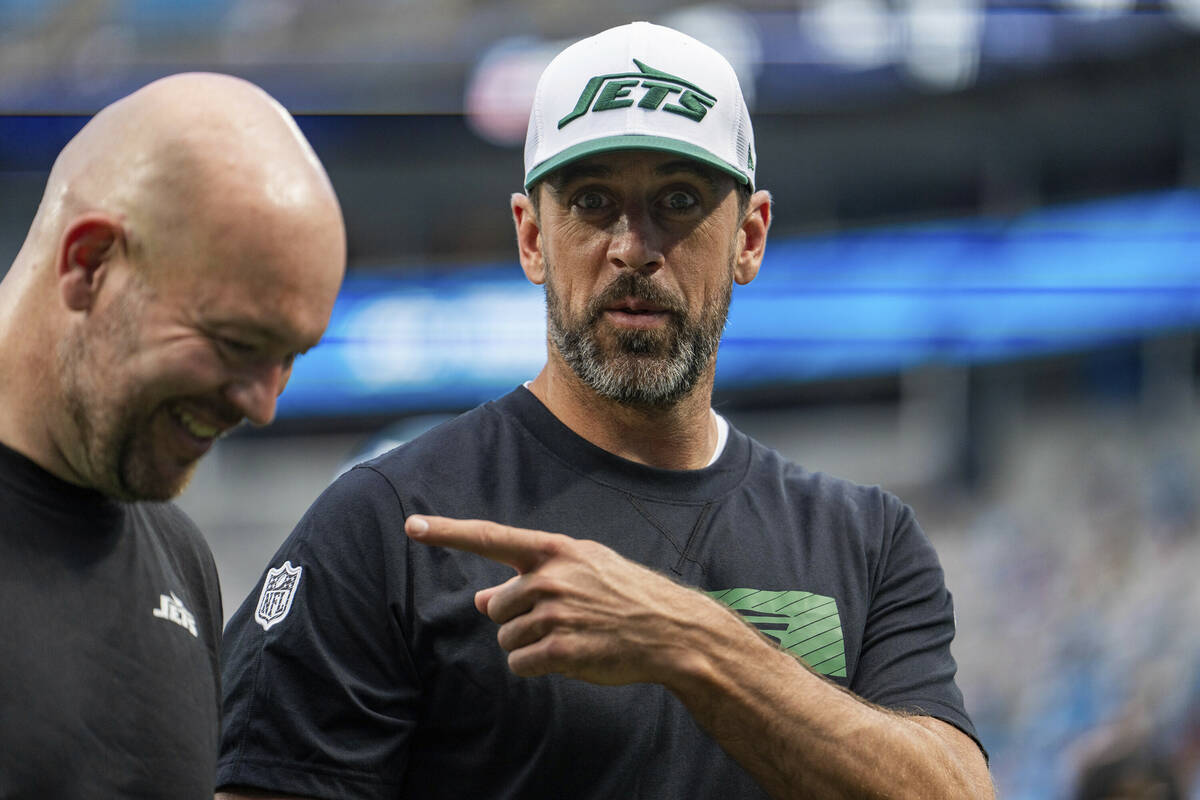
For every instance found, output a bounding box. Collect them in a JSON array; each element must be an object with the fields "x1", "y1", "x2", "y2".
[
  {"x1": 219, "y1": 387, "x2": 978, "y2": 799},
  {"x1": 0, "y1": 442, "x2": 222, "y2": 800}
]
